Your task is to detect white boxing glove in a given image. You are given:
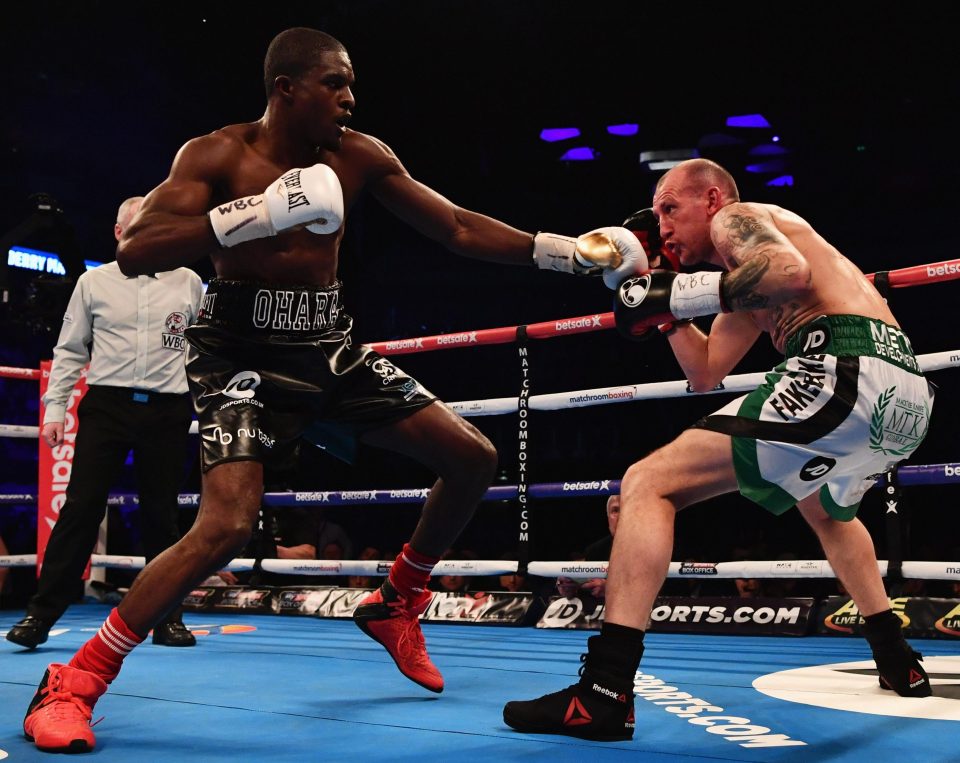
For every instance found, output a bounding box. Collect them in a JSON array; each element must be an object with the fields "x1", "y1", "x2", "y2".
[
  {"x1": 577, "y1": 226, "x2": 649, "y2": 289},
  {"x1": 532, "y1": 226, "x2": 648, "y2": 288},
  {"x1": 208, "y1": 164, "x2": 344, "y2": 248},
  {"x1": 532, "y1": 232, "x2": 598, "y2": 275}
]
